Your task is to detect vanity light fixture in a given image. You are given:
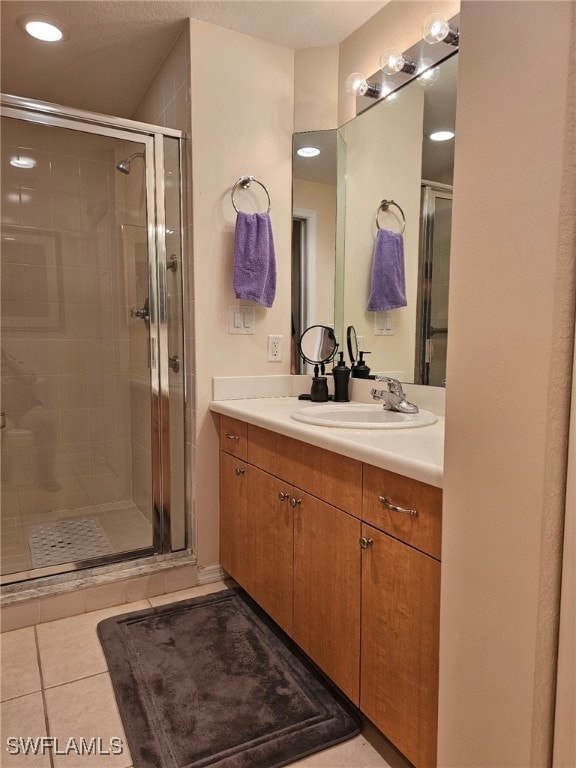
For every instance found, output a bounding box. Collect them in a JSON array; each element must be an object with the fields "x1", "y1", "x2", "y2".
[
  {"x1": 379, "y1": 48, "x2": 417, "y2": 76},
  {"x1": 422, "y1": 13, "x2": 459, "y2": 46},
  {"x1": 297, "y1": 147, "x2": 321, "y2": 158},
  {"x1": 10, "y1": 155, "x2": 36, "y2": 169},
  {"x1": 18, "y1": 15, "x2": 68, "y2": 42},
  {"x1": 345, "y1": 72, "x2": 382, "y2": 100},
  {"x1": 429, "y1": 130, "x2": 455, "y2": 142}
]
